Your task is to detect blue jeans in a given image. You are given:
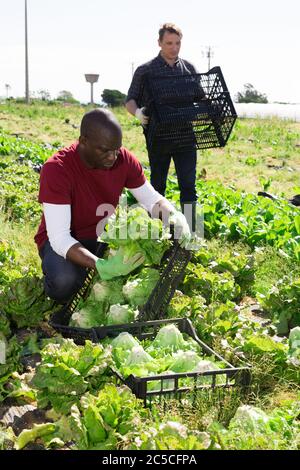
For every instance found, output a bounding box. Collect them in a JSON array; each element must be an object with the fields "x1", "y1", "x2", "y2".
[
  {"x1": 40, "y1": 240, "x2": 106, "y2": 304},
  {"x1": 148, "y1": 147, "x2": 197, "y2": 203}
]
